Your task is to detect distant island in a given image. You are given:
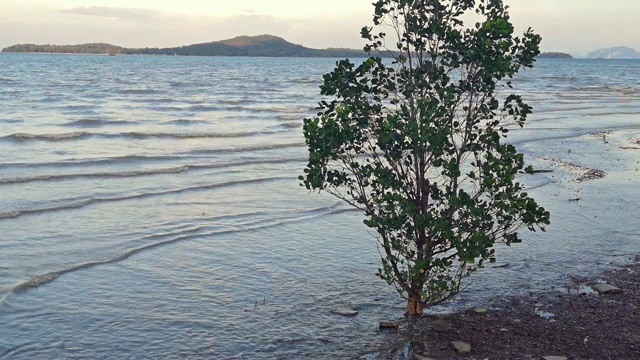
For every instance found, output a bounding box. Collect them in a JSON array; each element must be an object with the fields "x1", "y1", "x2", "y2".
[
  {"x1": 587, "y1": 46, "x2": 640, "y2": 59},
  {"x1": 538, "y1": 52, "x2": 573, "y2": 59},
  {"x1": 2, "y1": 35, "x2": 371, "y2": 58},
  {"x1": 9, "y1": 36, "x2": 638, "y2": 61},
  {"x1": 2, "y1": 43, "x2": 125, "y2": 55}
]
